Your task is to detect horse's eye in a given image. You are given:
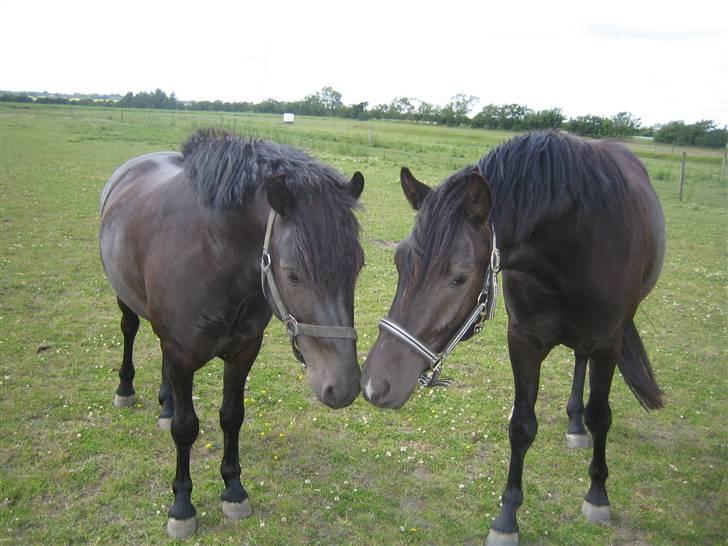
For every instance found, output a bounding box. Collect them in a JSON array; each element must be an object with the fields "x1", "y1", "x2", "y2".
[
  {"x1": 450, "y1": 274, "x2": 468, "y2": 287},
  {"x1": 286, "y1": 272, "x2": 300, "y2": 284}
]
